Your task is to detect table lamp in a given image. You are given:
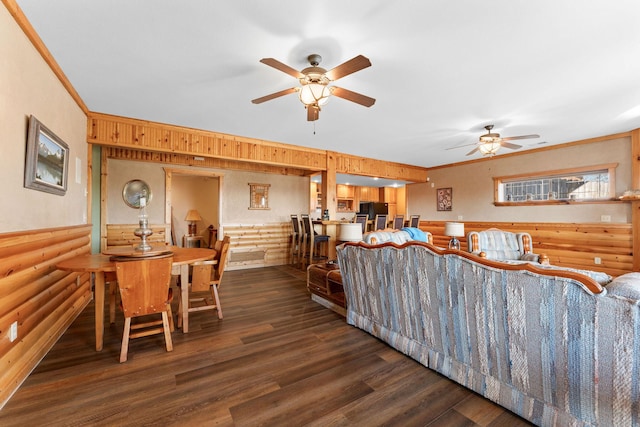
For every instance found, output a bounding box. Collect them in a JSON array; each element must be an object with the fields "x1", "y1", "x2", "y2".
[
  {"x1": 444, "y1": 222, "x2": 464, "y2": 250},
  {"x1": 338, "y1": 223, "x2": 363, "y2": 242},
  {"x1": 185, "y1": 209, "x2": 202, "y2": 236}
]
